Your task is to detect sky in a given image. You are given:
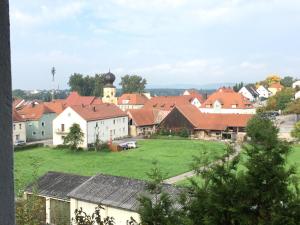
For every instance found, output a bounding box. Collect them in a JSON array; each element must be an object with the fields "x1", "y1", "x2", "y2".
[{"x1": 10, "y1": 0, "x2": 300, "y2": 90}]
